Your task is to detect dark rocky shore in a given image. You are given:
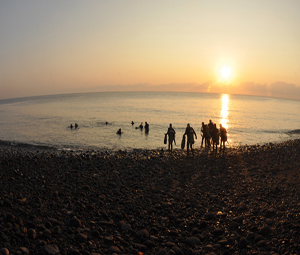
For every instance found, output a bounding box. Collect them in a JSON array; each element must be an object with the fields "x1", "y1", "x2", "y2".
[{"x1": 1, "y1": 140, "x2": 300, "y2": 255}]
